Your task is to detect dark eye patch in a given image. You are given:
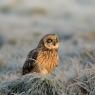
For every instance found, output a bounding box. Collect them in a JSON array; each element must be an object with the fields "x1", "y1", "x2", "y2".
[{"x1": 47, "y1": 39, "x2": 52, "y2": 43}]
